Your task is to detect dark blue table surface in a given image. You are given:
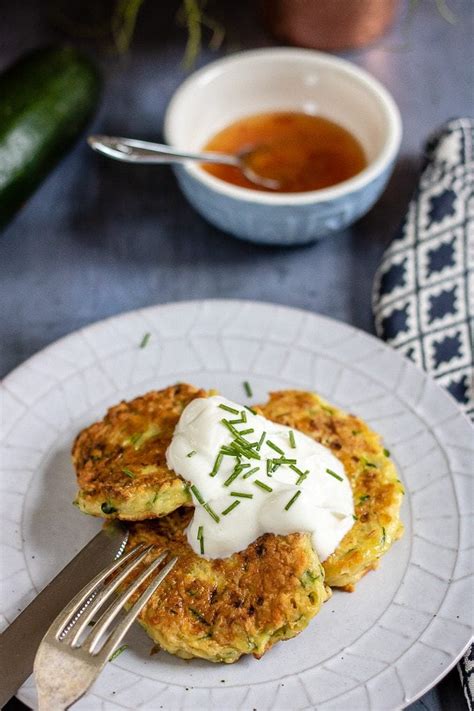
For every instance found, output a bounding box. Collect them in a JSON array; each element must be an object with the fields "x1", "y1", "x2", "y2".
[{"x1": 1, "y1": 0, "x2": 472, "y2": 708}]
